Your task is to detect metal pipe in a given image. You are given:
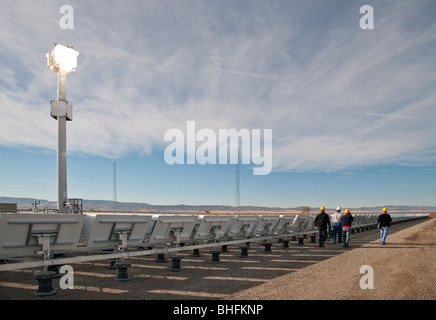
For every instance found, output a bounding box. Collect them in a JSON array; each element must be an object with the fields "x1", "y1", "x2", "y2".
[
  {"x1": 57, "y1": 70, "x2": 67, "y2": 101},
  {"x1": 57, "y1": 70, "x2": 67, "y2": 212}
]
